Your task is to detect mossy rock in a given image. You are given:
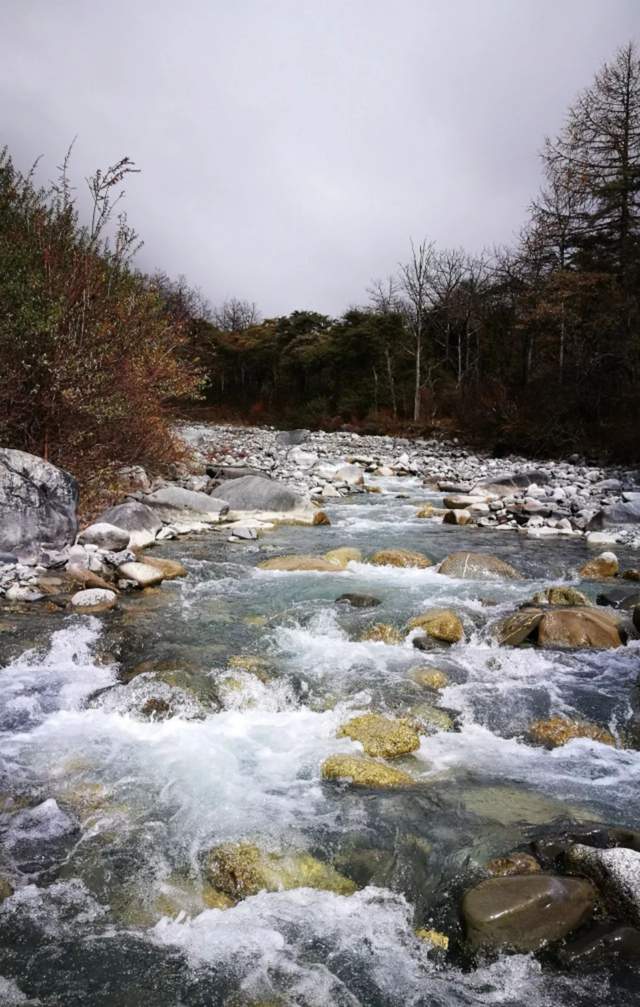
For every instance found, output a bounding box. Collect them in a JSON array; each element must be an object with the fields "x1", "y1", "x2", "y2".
[
  {"x1": 415, "y1": 928, "x2": 449, "y2": 949},
  {"x1": 257, "y1": 554, "x2": 338, "y2": 572},
  {"x1": 486, "y1": 851, "x2": 541, "y2": 877},
  {"x1": 531, "y1": 587, "x2": 592, "y2": 607},
  {"x1": 369, "y1": 548, "x2": 433, "y2": 569},
  {"x1": 338, "y1": 712, "x2": 420, "y2": 758},
  {"x1": 324, "y1": 547, "x2": 362, "y2": 568},
  {"x1": 528, "y1": 715, "x2": 616, "y2": 749},
  {"x1": 204, "y1": 842, "x2": 356, "y2": 900},
  {"x1": 408, "y1": 666, "x2": 450, "y2": 690},
  {"x1": 360, "y1": 623, "x2": 404, "y2": 645},
  {"x1": 321, "y1": 754, "x2": 413, "y2": 788},
  {"x1": 406, "y1": 610, "x2": 463, "y2": 644}
]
